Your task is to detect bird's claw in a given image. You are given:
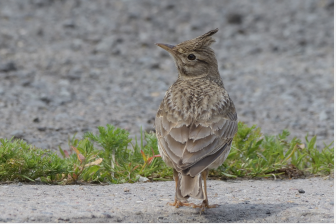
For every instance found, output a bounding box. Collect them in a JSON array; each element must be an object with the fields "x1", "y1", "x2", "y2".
[
  {"x1": 168, "y1": 200, "x2": 199, "y2": 209},
  {"x1": 168, "y1": 199, "x2": 218, "y2": 213},
  {"x1": 191, "y1": 200, "x2": 219, "y2": 213}
]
